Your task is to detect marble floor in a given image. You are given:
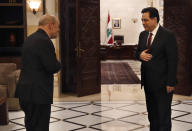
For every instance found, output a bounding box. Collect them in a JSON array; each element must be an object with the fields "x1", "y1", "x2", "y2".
[
  {"x1": 1, "y1": 60, "x2": 192, "y2": 131},
  {"x1": 1, "y1": 101, "x2": 192, "y2": 131}
]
